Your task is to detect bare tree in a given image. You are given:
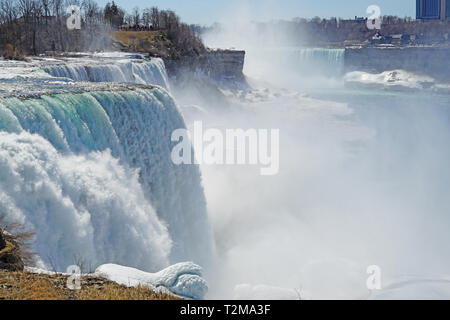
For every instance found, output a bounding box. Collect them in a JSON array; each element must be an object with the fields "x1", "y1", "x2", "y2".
[
  {"x1": 149, "y1": 6, "x2": 159, "y2": 29},
  {"x1": 141, "y1": 7, "x2": 150, "y2": 27},
  {"x1": 131, "y1": 6, "x2": 139, "y2": 27}
]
